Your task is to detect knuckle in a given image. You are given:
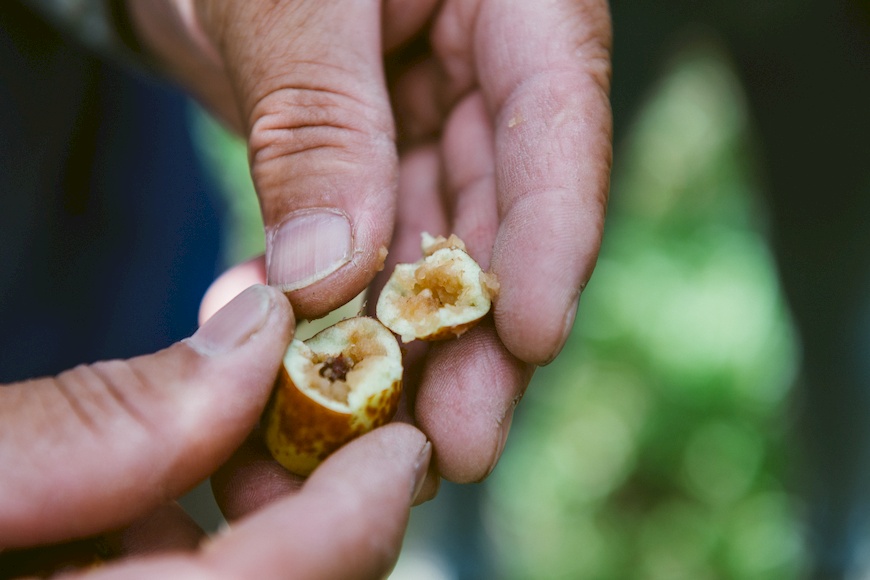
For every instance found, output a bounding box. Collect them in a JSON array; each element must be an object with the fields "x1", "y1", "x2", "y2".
[{"x1": 248, "y1": 85, "x2": 393, "y2": 173}]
